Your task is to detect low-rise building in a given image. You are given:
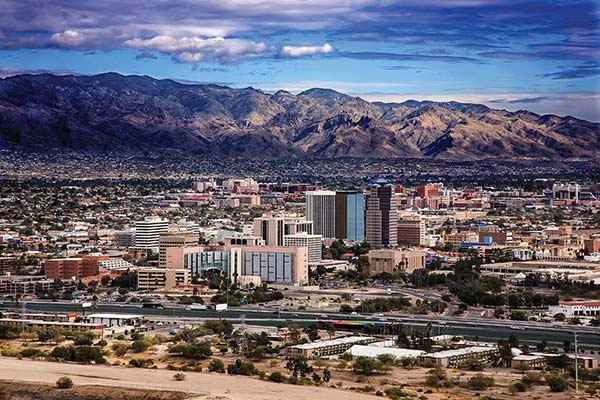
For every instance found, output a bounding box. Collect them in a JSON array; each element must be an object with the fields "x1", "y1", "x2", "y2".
[
  {"x1": 289, "y1": 336, "x2": 378, "y2": 358},
  {"x1": 548, "y1": 301, "x2": 600, "y2": 317},
  {"x1": 367, "y1": 249, "x2": 426, "y2": 275},
  {"x1": 136, "y1": 268, "x2": 189, "y2": 290},
  {"x1": 419, "y1": 346, "x2": 499, "y2": 368}
]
